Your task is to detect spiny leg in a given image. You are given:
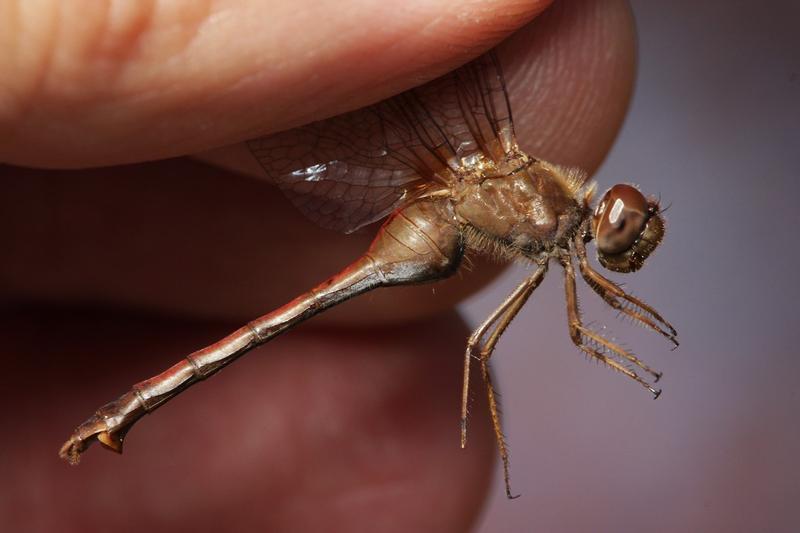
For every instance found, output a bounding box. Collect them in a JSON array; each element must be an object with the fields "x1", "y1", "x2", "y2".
[
  {"x1": 564, "y1": 253, "x2": 664, "y2": 383},
  {"x1": 478, "y1": 266, "x2": 547, "y2": 359},
  {"x1": 574, "y1": 237, "x2": 678, "y2": 349},
  {"x1": 462, "y1": 264, "x2": 547, "y2": 499},
  {"x1": 572, "y1": 322, "x2": 663, "y2": 386},
  {"x1": 479, "y1": 358, "x2": 518, "y2": 499},
  {"x1": 461, "y1": 264, "x2": 548, "y2": 448},
  {"x1": 560, "y1": 254, "x2": 661, "y2": 398},
  {"x1": 462, "y1": 262, "x2": 547, "y2": 492}
]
